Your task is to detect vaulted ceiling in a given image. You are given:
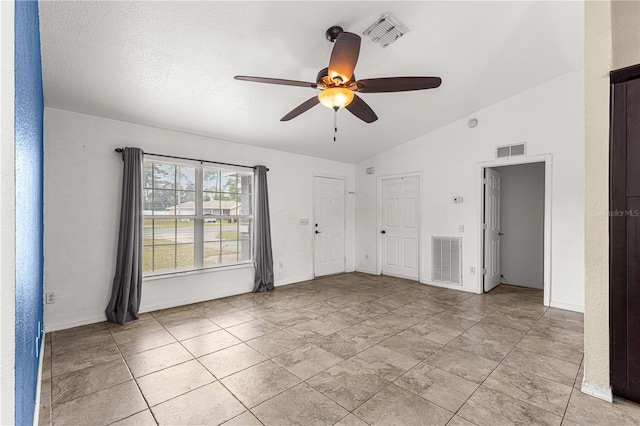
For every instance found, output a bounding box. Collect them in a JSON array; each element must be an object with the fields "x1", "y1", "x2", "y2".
[{"x1": 39, "y1": 1, "x2": 583, "y2": 163}]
